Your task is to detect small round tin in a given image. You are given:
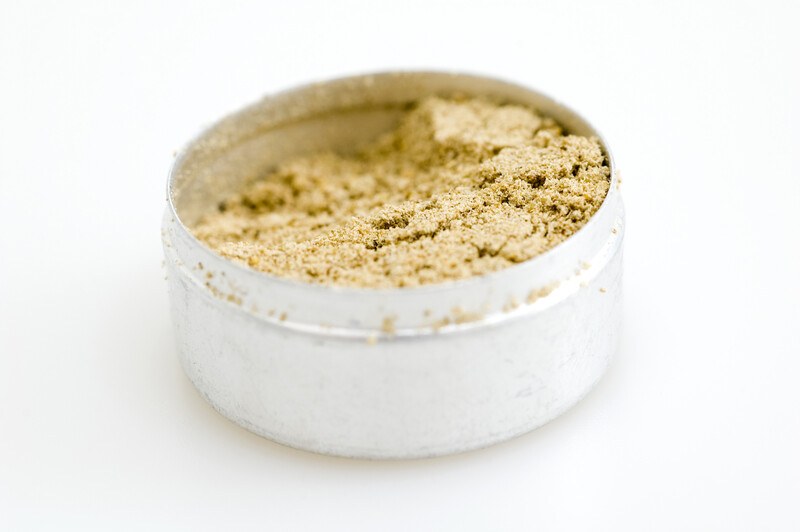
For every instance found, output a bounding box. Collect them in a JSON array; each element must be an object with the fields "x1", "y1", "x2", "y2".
[{"x1": 162, "y1": 71, "x2": 624, "y2": 459}]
